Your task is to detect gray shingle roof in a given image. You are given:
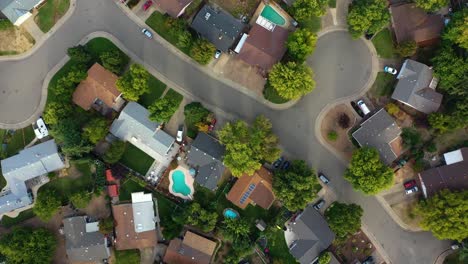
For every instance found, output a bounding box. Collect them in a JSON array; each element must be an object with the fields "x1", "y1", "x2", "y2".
[
  {"x1": 191, "y1": 4, "x2": 245, "y2": 52},
  {"x1": 187, "y1": 133, "x2": 225, "y2": 191},
  {"x1": 352, "y1": 109, "x2": 402, "y2": 165},
  {"x1": 110, "y1": 102, "x2": 176, "y2": 160},
  {"x1": 0, "y1": 140, "x2": 65, "y2": 214},
  {"x1": 0, "y1": 0, "x2": 42, "y2": 24},
  {"x1": 391, "y1": 59, "x2": 443, "y2": 114},
  {"x1": 63, "y1": 216, "x2": 110, "y2": 262},
  {"x1": 286, "y1": 205, "x2": 335, "y2": 264}
]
